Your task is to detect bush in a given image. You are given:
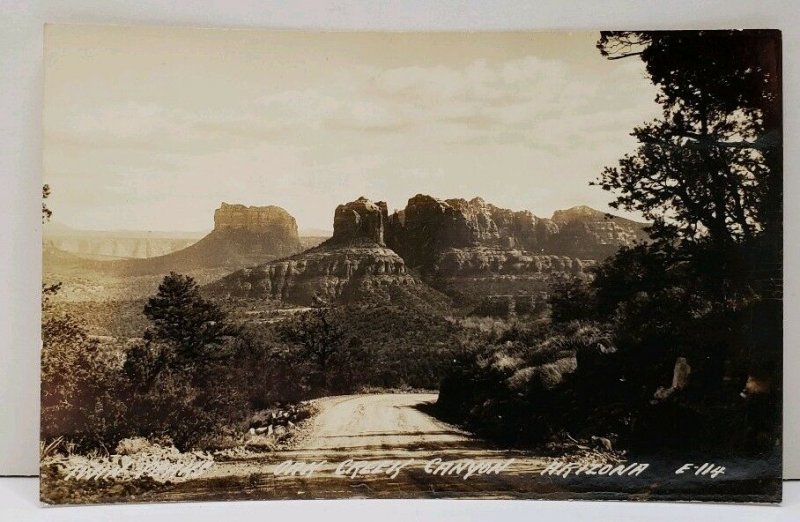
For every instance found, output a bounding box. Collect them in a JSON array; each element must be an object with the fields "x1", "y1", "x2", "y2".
[
  {"x1": 548, "y1": 275, "x2": 596, "y2": 323},
  {"x1": 41, "y1": 309, "x2": 130, "y2": 451},
  {"x1": 437, "y1": 319, "x2": 605, "y2": 445}
]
